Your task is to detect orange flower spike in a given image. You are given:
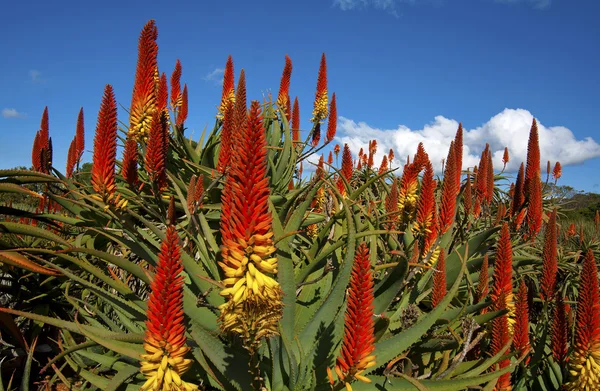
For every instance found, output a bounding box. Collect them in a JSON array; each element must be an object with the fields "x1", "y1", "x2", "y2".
[
  {"x1": 326, "y1": 93, "x2": 337, "y2": 143},
  {"x1": 553, "y1": 161, "x2": 562, "y2": 181},
  {"x1": 177, "y1": 84, "x2": 188, "y2": 127},
  {"x1": 476, "y1": 254, "x2": 489, "y2": 304},
  {"x1": 31, "y1": 131, "x2": 43, "y2": 172},
  {"x1": 276, "y1": 55, "x2": 292, "y2": 120},
  {"x1": 502, "y1": 147, "x2": 509, "y2": 167},
  {"x1": 128, "y1": 20, "x2": 158, "y2": 141},
  {"x1": 292, "y1": 96, "x2": 300, "y2": 142},
  {"x1": 388, "y1": 148, "x2": 395, "y2": 162},
  {"x1": 232, "y1": 70, "x2": 248, "y2": 139},
  {"x1": 552, "y1": 294, "x2": 569, "y2": 364},
  {"x1": 513, "y1": 280, "x2": 531, "y2": 363},
  {"x1": 379, "y1": 155, "x2": 388, "y2": 172},
  {"x1": 513, "y1": 162, "x2": 526, "y2": 215},
  {"x1": 476, "y1": 148, "x2": 488, "y2": 205},
  {"x1": 566, "y1": 249, "x2": 600, "y2": 390},
  {"x1": 524, "y1": 118, "x2": 541, "y2": 194},
  {"x1": 337, "y1": 143, "x2": 353, "y2": 196},
  {"x1": 463, "y1": 169, "x2": 472, "y2": 217},
  {"x1": 218, "y1": 55, "x2": 235, "y2": 119},
  {"x1": 540, "y1": 209, "x2": 558, "y2": 301},
  {"x1": 486, "y1": 146, "x2": 494, "y2": 205},
  {"x1": 39, "y1": 106, "x2": 49, "y2": 148},
  {"x1": 491, "y1": 223, "x2": 514, "y2": 328},
  {"x1": 121, "y1": 135, "x2": 139, "y2": 188},
  {"x1": 75, "y1": 107, "x2": 85, "y2": 163},
  {"x1": 217, "y1": 101, "x2": 283, "y2": 342},
  {"x1": 311, "y1": 124, "x2": 321, "y2": 147},
  {"x1": 526, "y1": 172, "x2": 543, "y2": 240},
  {"x1": 413, "y1": 160, "x2": 436, "y2": 236},
  {"x1": 334, "y1": 144, "x2": 341, "y2": 158},
  {"x1": 194, "y1": 174, "x2": 204, "y2": 209},
  {"x1": 327, "y1": 151, "x2": 334, "y2": 165},
  {"x1": 439, "y1": 141, "x2": 458, "y2": 234},
  {"x1": 453, "y1": 123, "x2": 463, "y2": 189},
  {"x1": 335, "y1": 242, "x2": 376, "y2": 386},
  {"x1": 311, "y1": 53, "x2": 328, "y2": 124},
  {"x1": 186, "y1": 175, "x2": 197, "y2": 213},
  {"x1": 385, "y1": 178, "x2": 400, "y2": 228},
  {"x1": 490, "y1": 293, "x2": 512, "y2": 391},
  {"x1": 91, "y1": 85, "x2": 118, "y2": 203},
  {"x1": 170, "y1": 59, "x2": 182, "y2": 110},
  {"x1": 144, "y1": 111, "x2": 168, "y2": 193},
  {"x1": 217, "y1": 100, "x2": 235, "y2": 173},
  {"x1": 140, "y1": 225, "x2": 197, "y2": 391},
  {"x1": 157, "y1": 72, "x2": 168, "y2": 115},
  {"x1": 432, "y1": 251, "x2": 447, "y2": 307},
  {"x1": 595, "y1": 210, "x2": 600, "y2": 233},
  {"x1": 66, "y1": 137, "x2": 77, "y2": 178}
]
